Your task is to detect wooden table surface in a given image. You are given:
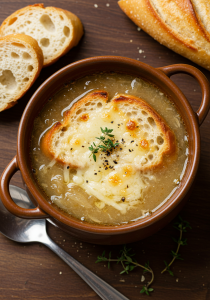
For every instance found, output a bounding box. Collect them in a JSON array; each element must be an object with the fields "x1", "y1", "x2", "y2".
[{"x1": 1, "y1": 1, "x2": 210, "y2": 299}]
